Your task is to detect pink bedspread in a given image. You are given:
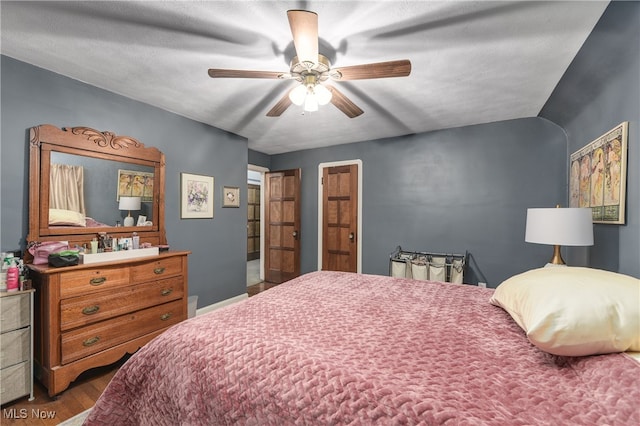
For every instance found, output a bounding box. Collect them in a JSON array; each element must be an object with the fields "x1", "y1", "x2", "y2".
[{"x1": 85, "y1": 271, "x2": 640, "y2": 425}]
